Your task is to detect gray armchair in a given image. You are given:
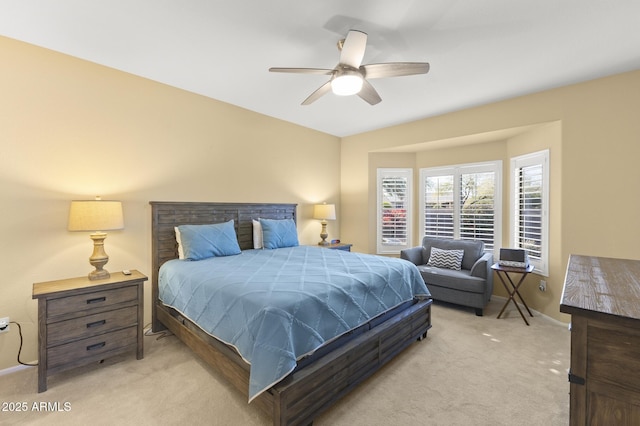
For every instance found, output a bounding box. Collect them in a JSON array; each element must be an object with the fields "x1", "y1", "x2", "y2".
[{"x1": 401, "y1": 237, "x2": 493, "y2": 316}]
